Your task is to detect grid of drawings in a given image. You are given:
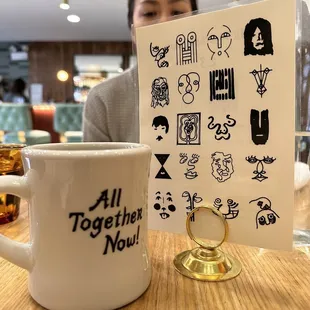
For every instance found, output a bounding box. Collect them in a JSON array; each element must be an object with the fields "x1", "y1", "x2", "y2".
[{"x1": 137, "y1": 0, "x2": 295, "y2": 251}]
